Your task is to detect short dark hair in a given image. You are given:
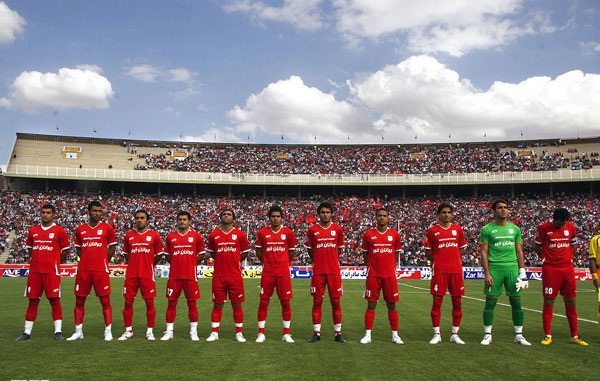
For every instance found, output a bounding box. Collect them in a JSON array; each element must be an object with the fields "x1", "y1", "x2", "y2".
[
  {"x1": 437, "y1": 202, "x2": 453, "y2": 214},
  {"x1": 41, "y1": 203, "x2": 56, "y2": 213},
  {"x1": 135, "y1": 209, "x2": 150, "y2": 220},
  {"x1": 220, "y1": 209, "x2": 236, "y2": 220},
  {"x1": 491, "y1": 199, "x2": 508, "y2": 211},
  {"x1": 553, "y1": 208, "x2": 570, "y2": 221},
  {"x1": 317, "y1": 202, "x2": 333, "y2": 214},
  {"x1": 87, "y1": 200, "x2": 102, "y2": 211},
  {"x1": 268, "y1": 205, "x2": 283, "y2": 217},
  {"x1": 177, "y1": 210, "x2": 192, "y2": 220},
  {"x1": 375, "y1": 207, "x2": 388, "y2": 215}
]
